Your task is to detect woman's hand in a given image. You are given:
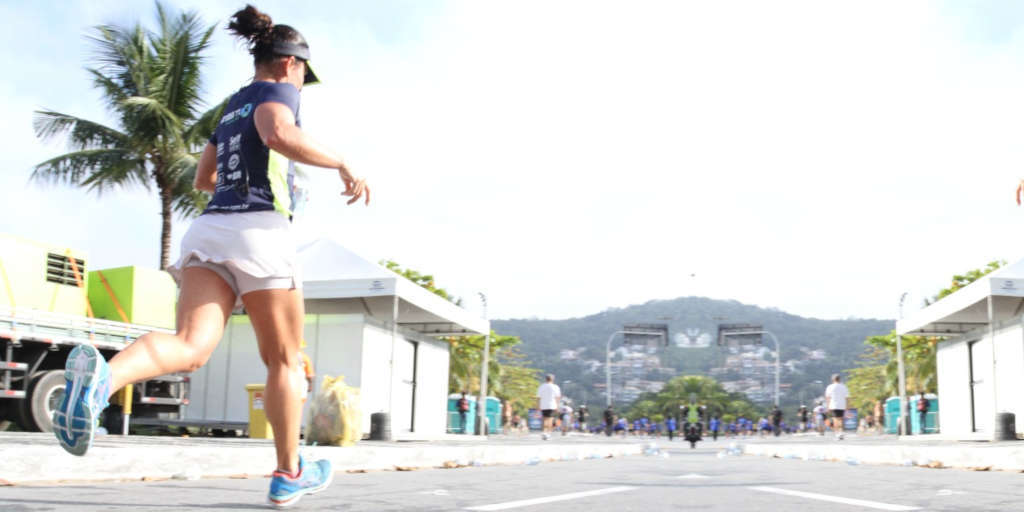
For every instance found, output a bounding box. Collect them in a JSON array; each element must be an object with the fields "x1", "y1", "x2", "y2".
[
  {"x1": 1017, "y1": 180, "x2": 1024, "y2": 205},
  {"x1": 339, "y1": 164, "x2": 370, "y2": 205}
]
